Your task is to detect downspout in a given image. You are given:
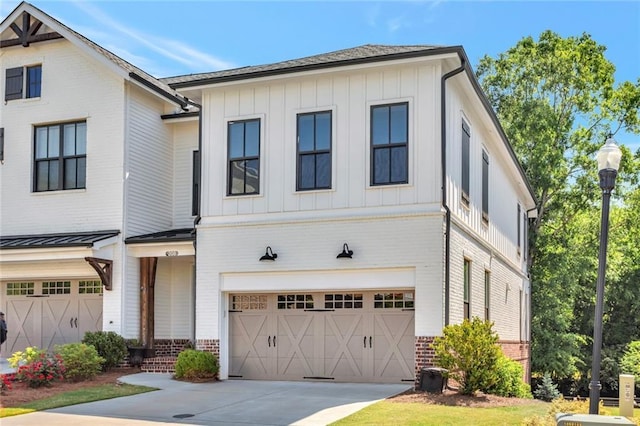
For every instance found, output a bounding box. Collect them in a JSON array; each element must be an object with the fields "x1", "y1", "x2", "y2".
[
  {"x1": 441, "y1": 56, "x2": 465, "y2": 326},
  {"x1": 185, "y1": 97, "x2": 202, "y2": 344}
]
